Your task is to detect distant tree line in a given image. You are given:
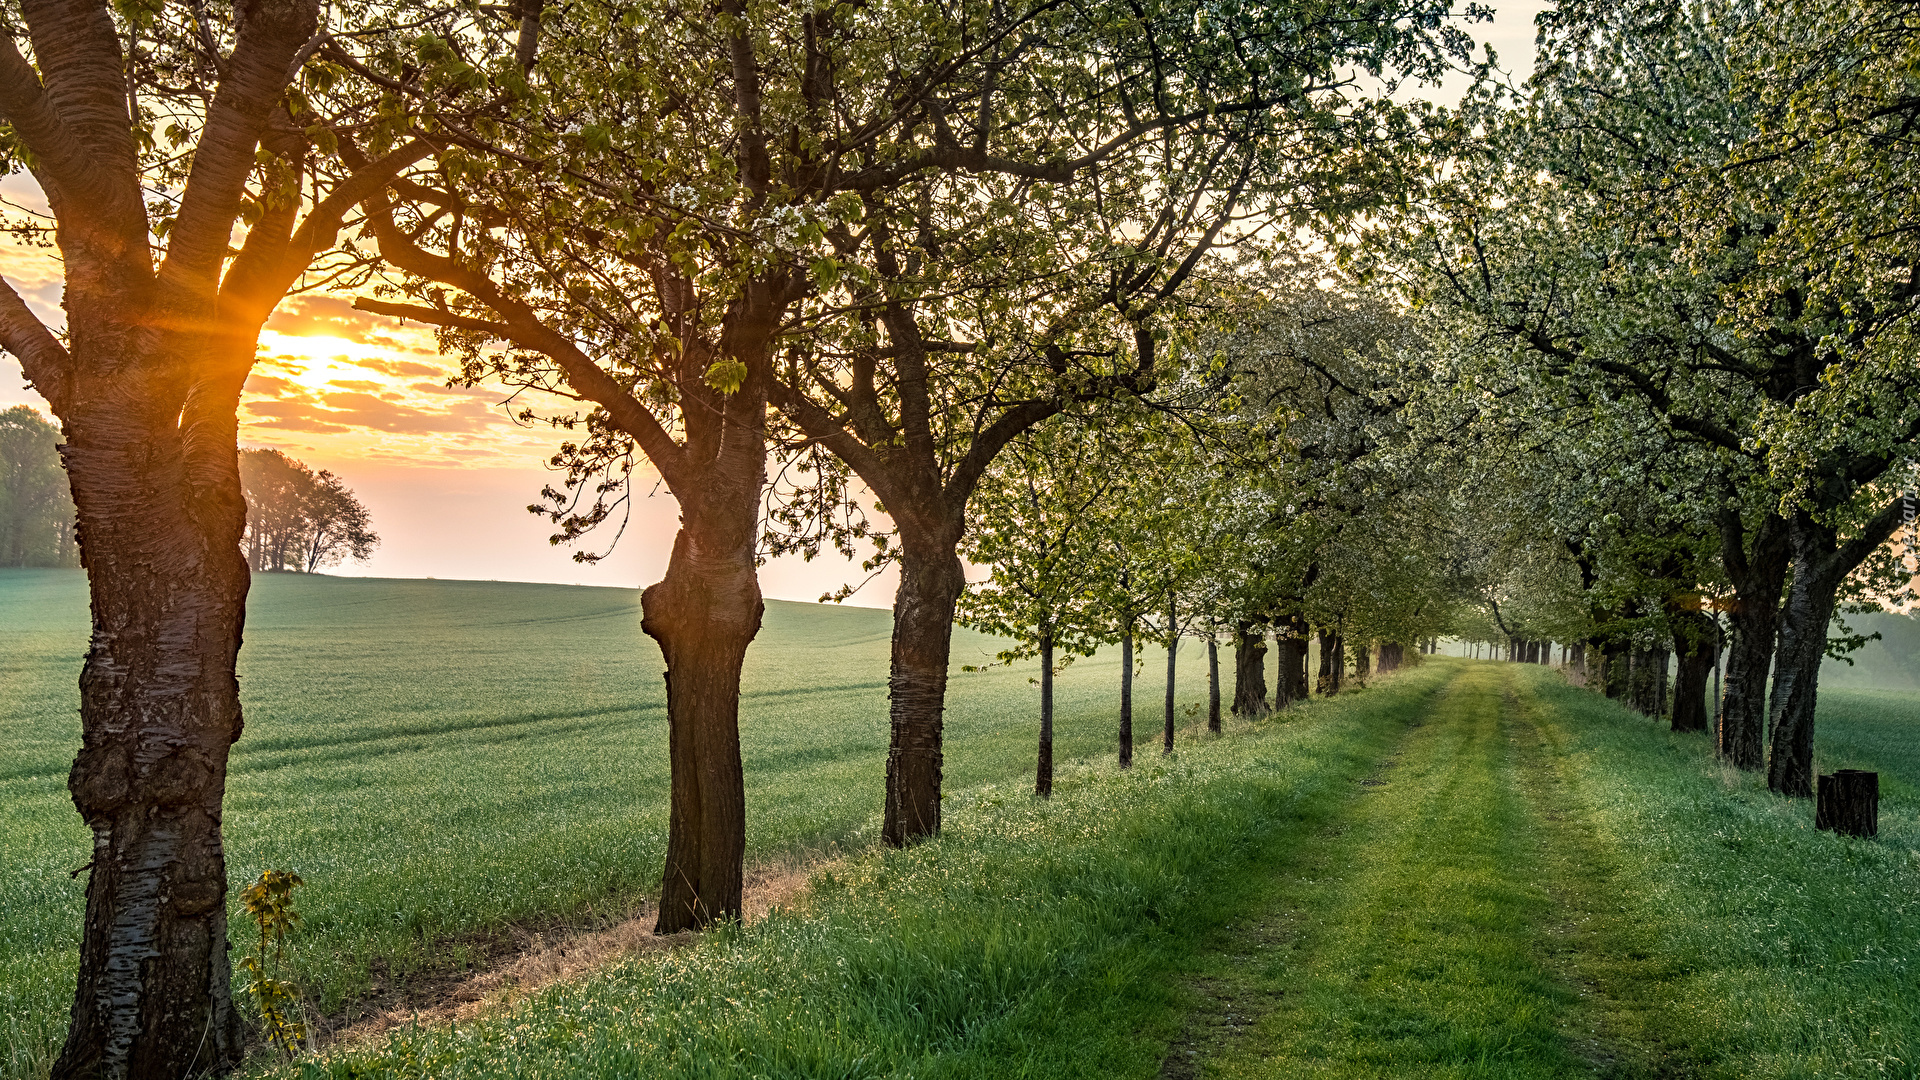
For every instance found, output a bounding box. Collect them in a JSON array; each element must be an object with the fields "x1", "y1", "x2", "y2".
[
  {"x1": 239, "y1": 449, "x2": 378, "y2": 573},
  {"x1": 0, "y1": 406, "x2": 78, "y2": 568}
]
